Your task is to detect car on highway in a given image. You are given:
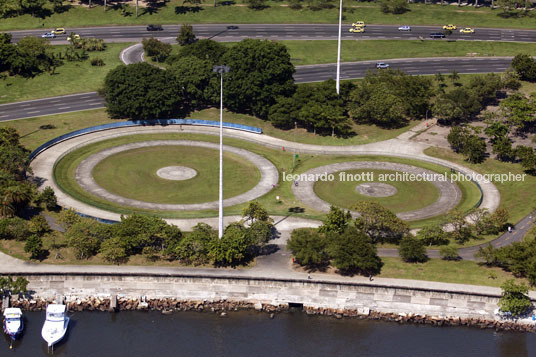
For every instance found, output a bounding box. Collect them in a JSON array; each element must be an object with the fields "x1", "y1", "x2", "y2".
[
  {"x1": 352, "y1": 21, "x2": 365, "y2": 27},
  {"x1": 51, "y1": 28, "x2": 66, "y2": 35},
  {"x1": 376, "y1": 62, "x2": 390, "y2": 69},
  {"x1": 146, "y1": 24, "x2": 163, "y2": 31},
  {"x1": 41, "y1": 32, "x2": 56, "y2": 39},
  {"x1": 349, "y1": 26, "x2": 365, "y2": 33},
  {"x1": 398, "y1": 25, "x2": 411, "y2": 32},
  {"x1": 442, "y1": 24, "x2": 457, "y2": 30},
  {"x1": 460, "y1": 27, "x2": 475, "y2": 34},
  {"x1": 67, "y1": 34, "x2": 80, "y2": 41},
  {"x1": 226, "y1": 26, "x2": 239, "y2": 30},
  {"x1": 430, "y1": 32, "x2": 446, "y2": 39}
]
